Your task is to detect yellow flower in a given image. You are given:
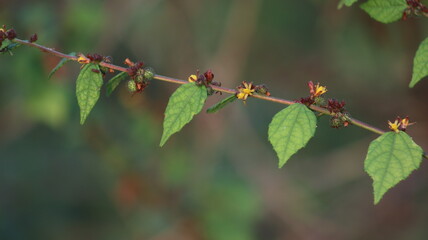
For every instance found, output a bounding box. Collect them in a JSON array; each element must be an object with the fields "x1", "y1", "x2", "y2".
[
  {"x1": 400, "y1": 117, "x2": 411, "y2": 129},
  {"x1": 188, "y1": 74, "x2": 197, "y2": 82},
  {"x1": 314, "y1": 83, "x2": 327, "y2": 97},
  {"x1": 388, "y1": 116, "x2": 415, "y2": 133},
  {"x1": 236, "y1": 81, "x2": 255, "y2": 101},
  {"x1": 77, "y1": 54, "x2": 90, "y2": 64},
  {"x1": 388, "y1": 120, "x2": 400, "y2": 133}
]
